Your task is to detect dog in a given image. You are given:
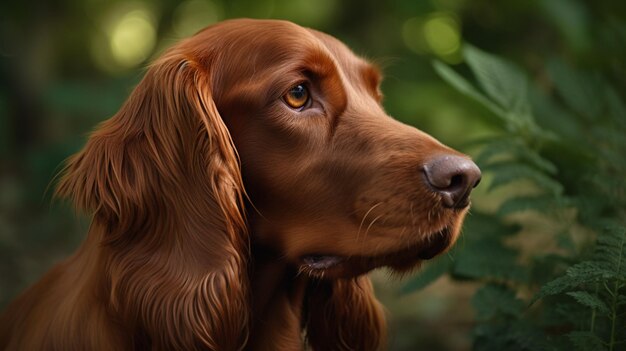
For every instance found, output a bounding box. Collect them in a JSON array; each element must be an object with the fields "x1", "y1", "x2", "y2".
[{"x1": 0, "y1": 19, "x2": 480, "y2": 350}]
